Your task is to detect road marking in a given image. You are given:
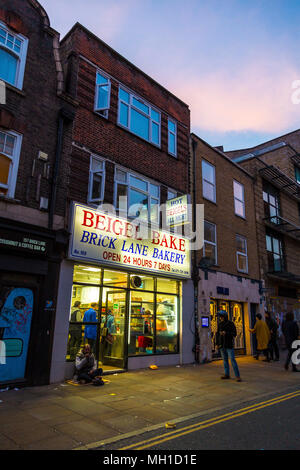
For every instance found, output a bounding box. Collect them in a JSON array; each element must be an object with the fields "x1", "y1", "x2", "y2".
[{"x1": 120, "y1": 390, "x2": 300, "y2": 450}]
